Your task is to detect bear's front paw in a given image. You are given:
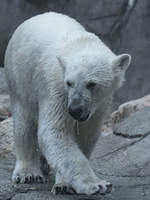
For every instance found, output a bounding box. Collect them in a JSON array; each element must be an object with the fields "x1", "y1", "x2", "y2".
[
  {"x1": 92, "y1": 180, "x2": 112, "y2": 195},
  {"x1": 51, "y1": 183, "x2": 76, "y2": 195},
  {"x1": 73, "y1": 180, "x2": 112, "y2": 195},
  {"x1": 12, "y1": 168, "x2": 45, "y2": 184}
]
